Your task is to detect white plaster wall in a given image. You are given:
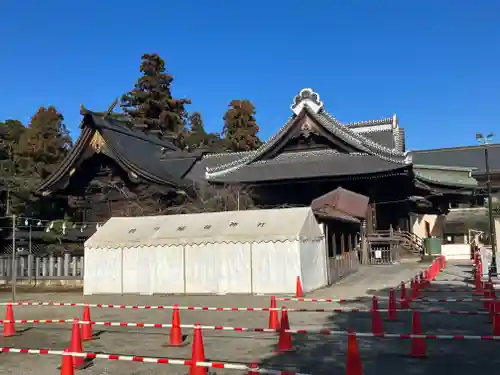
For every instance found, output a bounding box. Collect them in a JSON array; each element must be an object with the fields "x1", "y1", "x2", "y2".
[
  {"x1": 441, "y1": 244, "x2": 470, "y2": 261},
  {"x1": 410, "y1": 214, "x2": 444, "y2": 238}
]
